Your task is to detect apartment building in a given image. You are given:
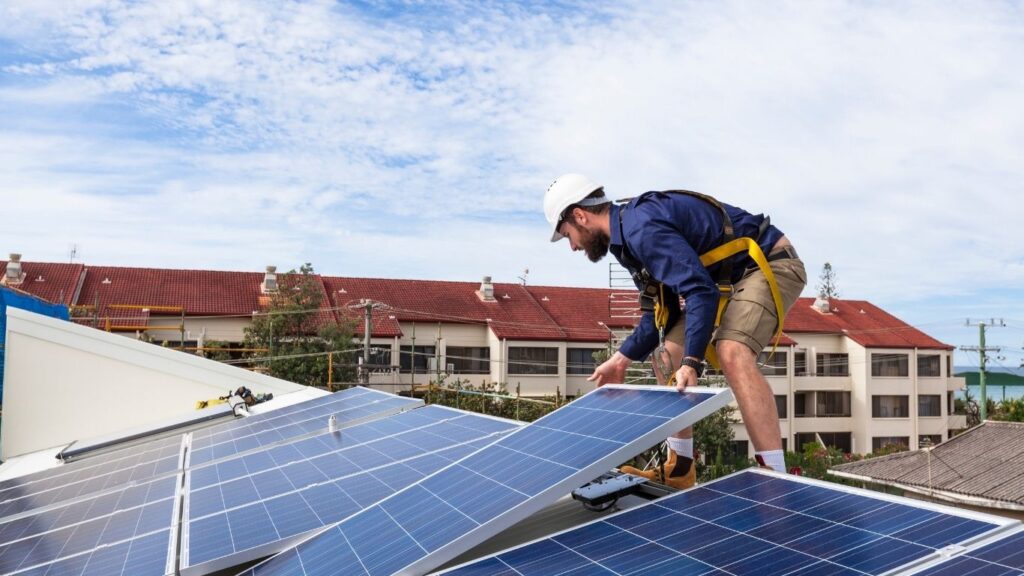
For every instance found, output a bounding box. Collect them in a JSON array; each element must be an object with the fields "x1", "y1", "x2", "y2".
[
  {"x1": 735, "y1": 297, "x2": 966, "y2": 458},
  {"x1": 1, "y1": 254, "x2": 965, "y2": 455}
]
